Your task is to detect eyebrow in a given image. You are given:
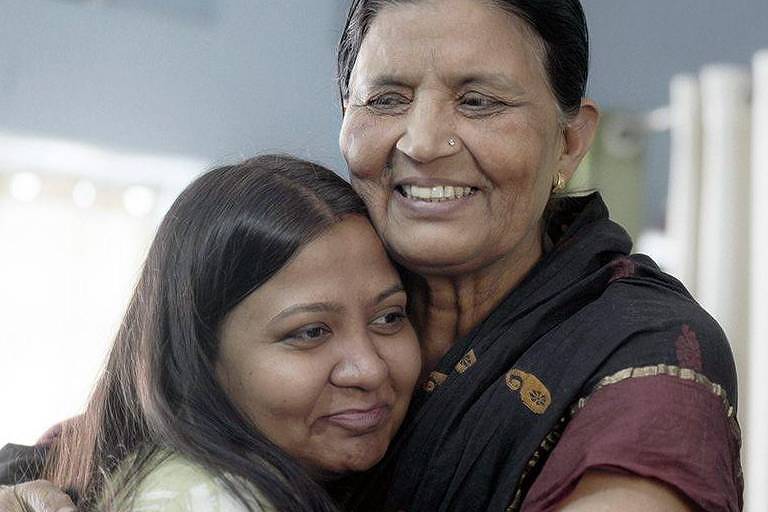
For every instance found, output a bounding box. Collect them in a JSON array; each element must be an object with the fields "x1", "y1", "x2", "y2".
[
  {"x1": 453, "y1": 73, "x2": 526, "y2": 93},
  {"x1": 361, "y1": 72, "x2": 525, "y2": 95},
  {"x1": 271, "y1": 302, "x2": 344, "y2": 323},
  {"x1": 373, "y1": 283, "x2": 406, "y2": 305},
  {"x1": 365, "y1": 74, "x2": 414, "y2": 89},
  {"x1": 269, "y1": 283, "x2": 405, "y2": 323}
]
